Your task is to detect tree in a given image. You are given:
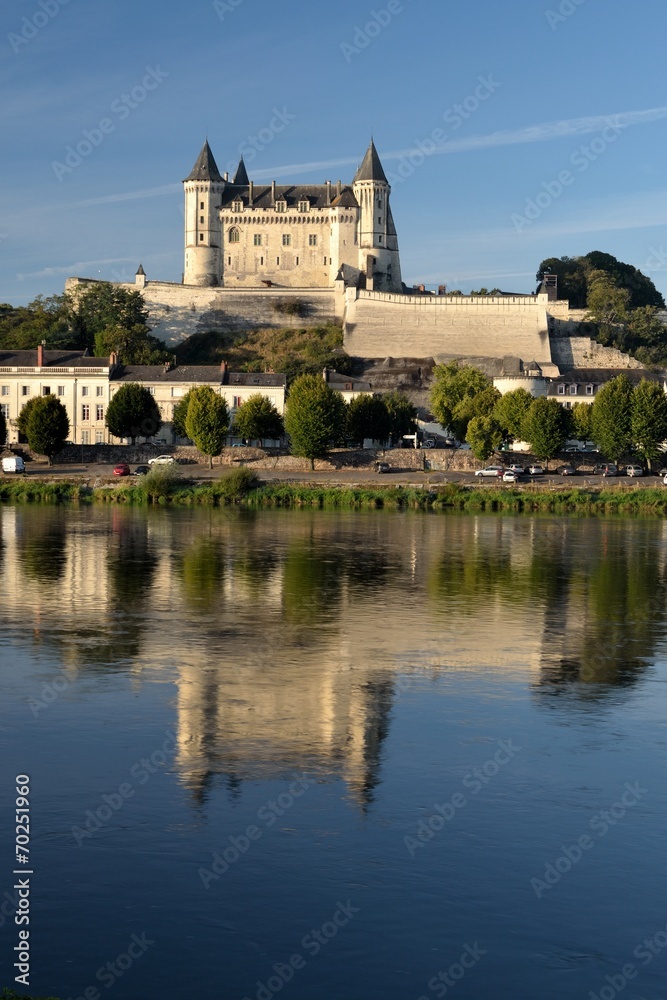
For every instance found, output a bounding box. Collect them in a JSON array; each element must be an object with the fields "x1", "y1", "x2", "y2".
[
  {"x1": 94, "y1": 323, "x2": 171, "y2": 364},
  {"x1": 0, "y1": 407, "x2": 6, "y2": 448},
  {"x1": 536, "y1": 256, "x2": 589, "y2": 308},
  {"x1": 105, "y1": 383, "x2": 162, "y2": 444},
  {"x1": 590, "y1": 375, "x2": 633, "y2": 462},
  {"x1": 570, "y1": 402, "x2": 593, "y2": 443},
  {"x1": 24, "y1": 395, "x2": 69, "y2": 465},
  {"x1": 346, "y1": 394, "x2": 391, "y2": 445},
  {"x1": 493, "y1": 388, "x2": 534, "y2": 440},
  {"x1": 185, "y1": 386, "x2": 229, "y2": 468},
  {"x1": 466, "y1": 415, "x2": 503, "y2": 461},
  {"x1": 448, "y1": 385, "x2": 501, "y2": 442},
  {"x1": 284, "y1": 373, "x2": 347, "y2": 467},
  {"x1": 233, "y1": 393, "x2": 284, "y2": 445},
  {"x1": 586, "y1": 270, "x2": 631, "y2": 347},
  {"x1": 430, "y1": 362, "x2": 492, "y2": 439},
  {"x1": 631, "y1": 380, "x2": 667, "y2": 468},
  {"x1": 172, "y1": 389, "x2": 194, "y2": 440},
  {"x1": 521, "y1": 398, "x2": 570, "y2": 465},
  {"x1": 17, "y1": 396, "x2": 41, "y2": 439},
  {"x1": 383, "y1": 390, "x2": 416, "y2": 445}
]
